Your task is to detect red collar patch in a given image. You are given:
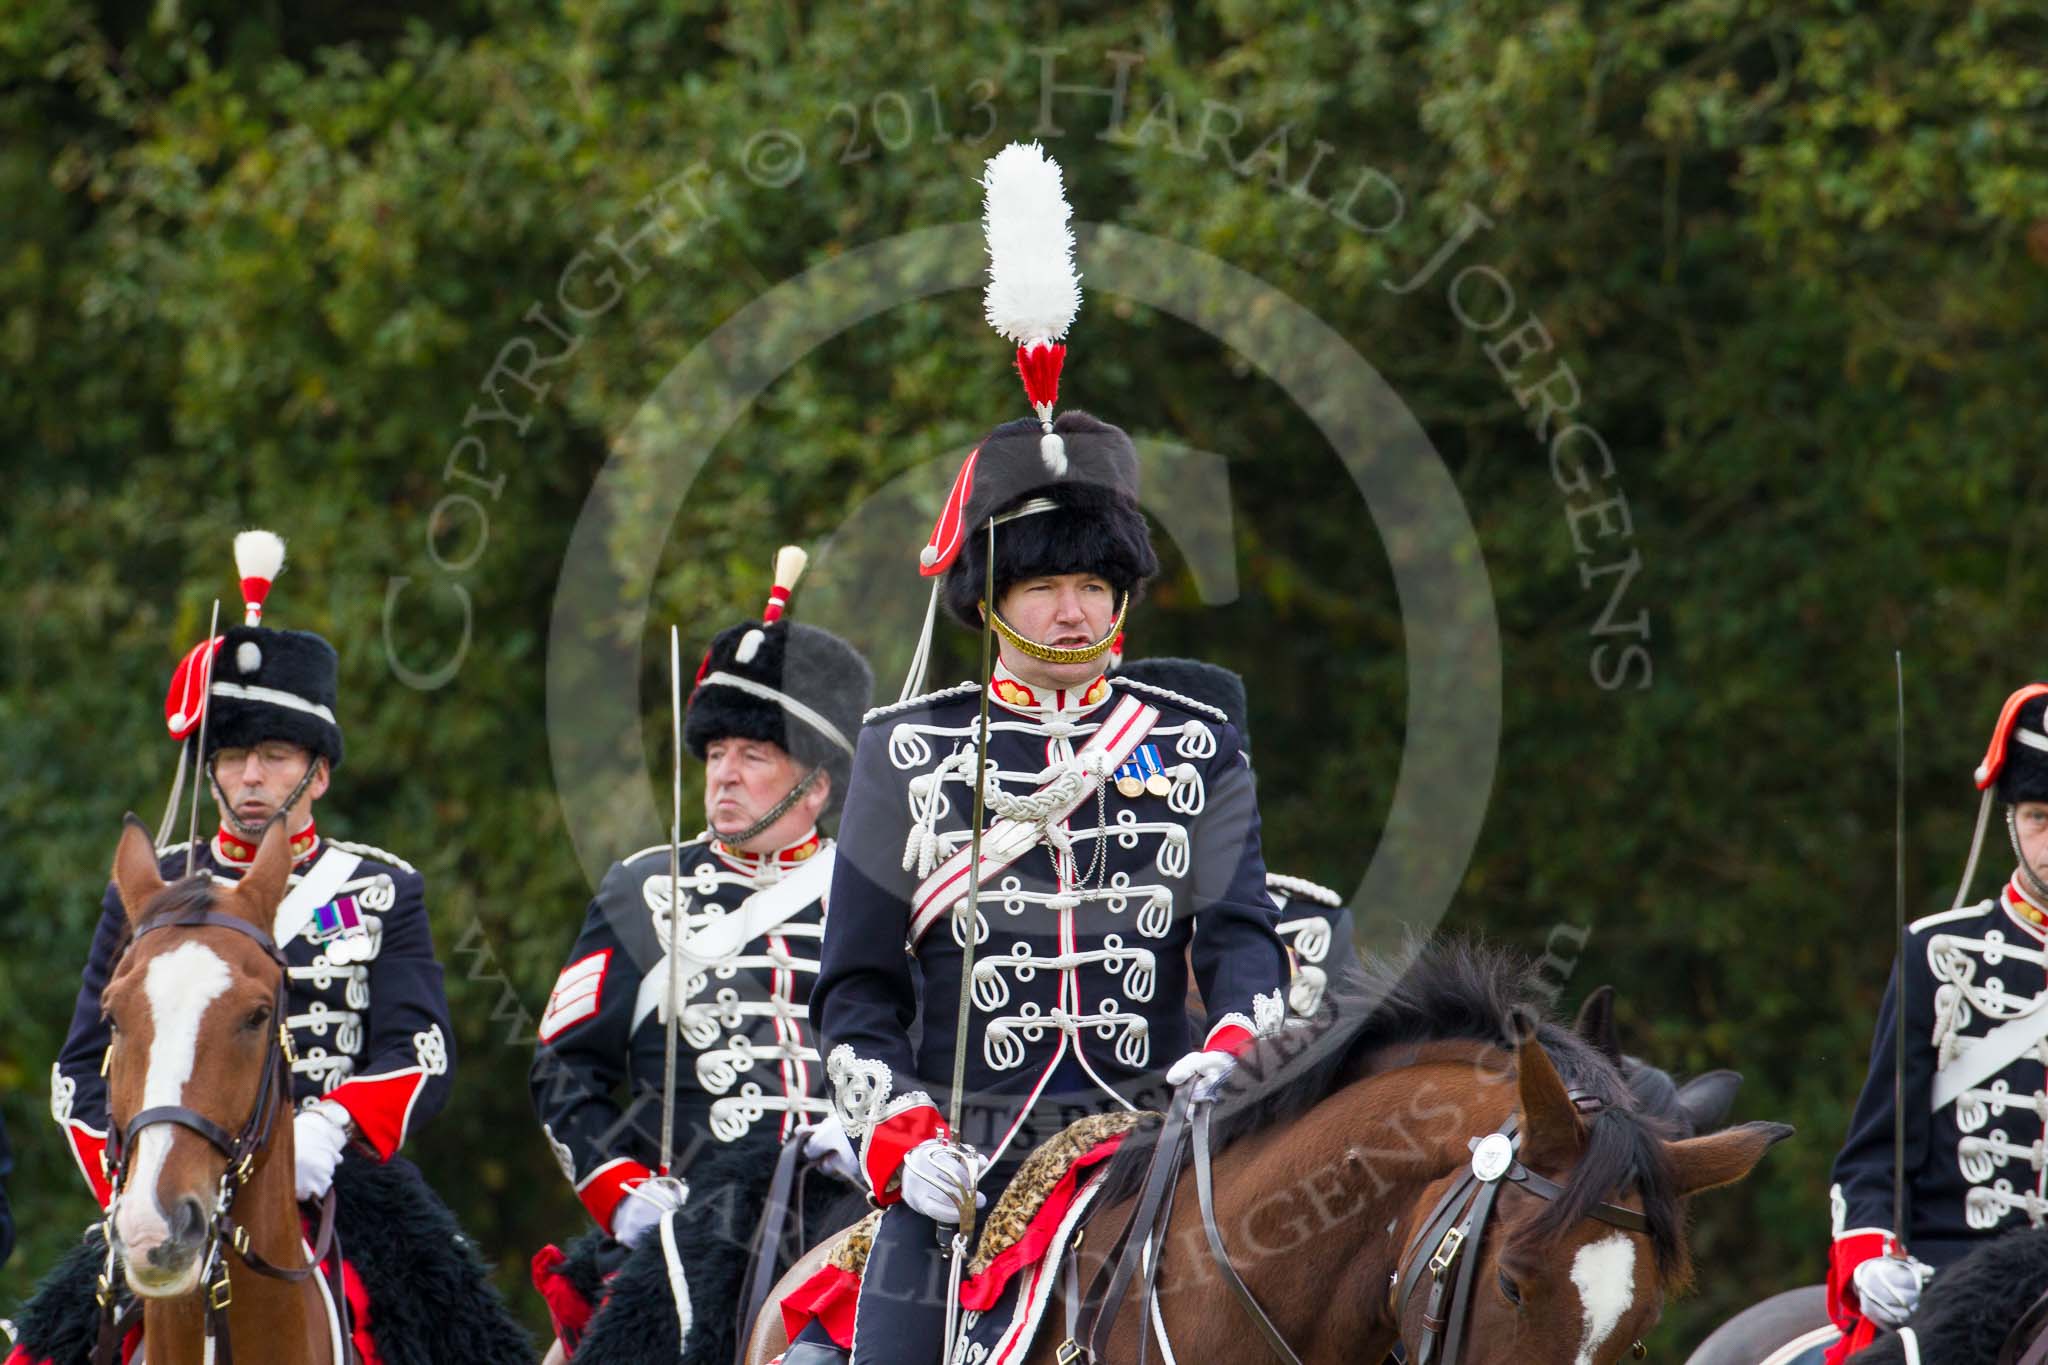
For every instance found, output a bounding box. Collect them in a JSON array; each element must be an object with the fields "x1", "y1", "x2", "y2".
[{"x1": 215, "y1": 821, "x2": 321, "y2": 867}]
